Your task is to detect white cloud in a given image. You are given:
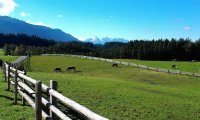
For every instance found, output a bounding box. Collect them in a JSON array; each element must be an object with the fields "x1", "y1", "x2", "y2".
[
  {"x1": 20, "y1": 11, "x2": 30, "y2": 17},
  {"x1": 26, "y1": 20, "x2": 51, "y2": 28},
  {"x1": 183, "y1": 26, "x2": 192, "y2": 31},
  {"x1": 57, "y1": 14, "x2": 62, "y2": 18},
  {"x1": 0, "y1": 0, "x2": 17, "y2": 16}
]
